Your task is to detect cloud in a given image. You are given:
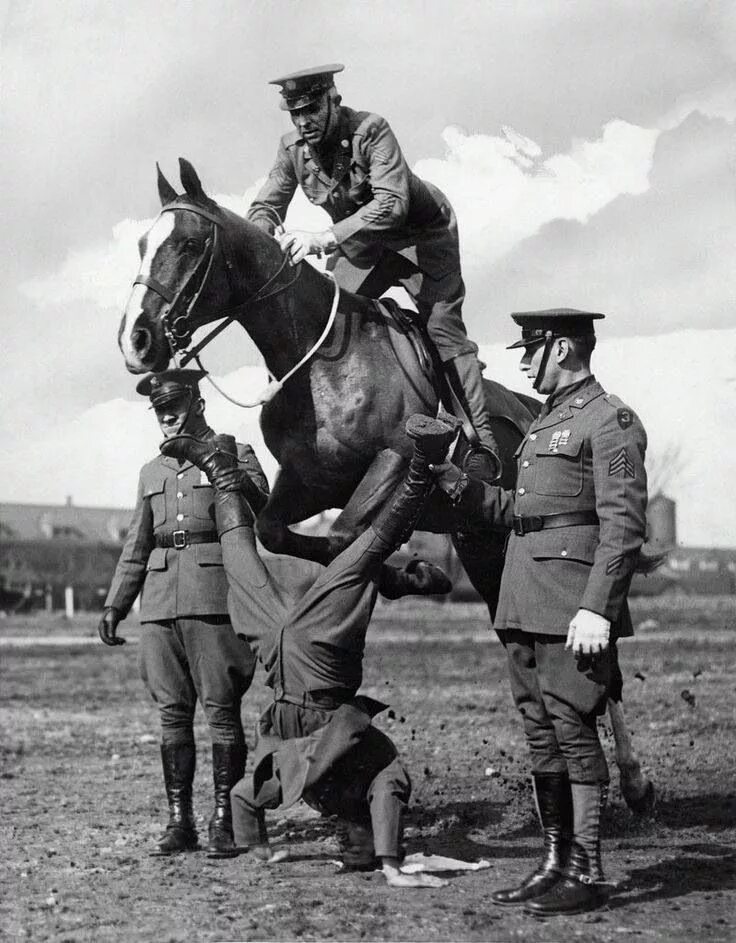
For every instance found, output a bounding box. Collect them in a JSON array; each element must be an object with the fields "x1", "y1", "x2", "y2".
[{"x1": 416, "y1": 120, "x2": 659, "y2": 268}]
